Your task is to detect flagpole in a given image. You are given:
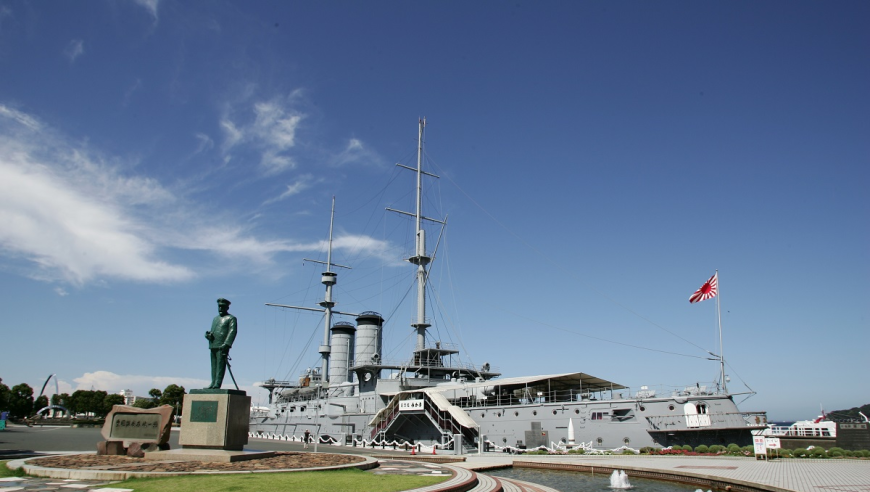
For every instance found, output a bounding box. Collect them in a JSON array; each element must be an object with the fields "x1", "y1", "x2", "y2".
[{"x1": 716, "y1": 270, "x2": 726, "y2": 393}]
